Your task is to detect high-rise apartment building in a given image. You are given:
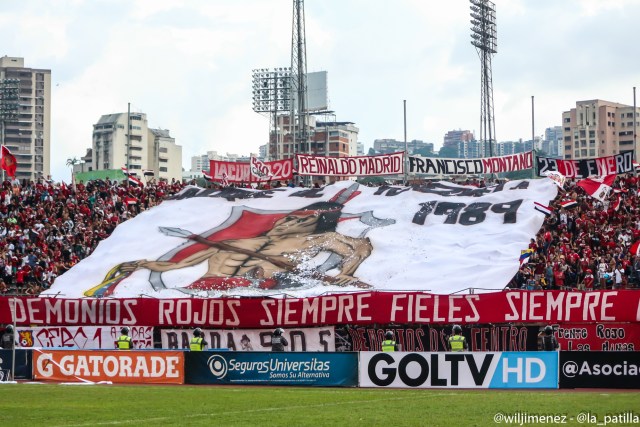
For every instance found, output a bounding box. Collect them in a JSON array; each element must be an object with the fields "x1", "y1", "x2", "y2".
[
  {"x1": 0, "y1": 56, "x2": 51, "y2": 181},
  {"x1": 90, "y1": 111, "x2": 182, "y2": 182},
  {"x1": 268, "y1": 115, "x2": 359, "y2": 160},
  {"x1": 543, "y1": 126, "x2": 563, "y2": 158},
  {"x1": 562, "y1": 99, "x2": 639, "y2": 160},
  {"x1": 443, "y1": 129, "x2": 474, "y2": 148}
]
